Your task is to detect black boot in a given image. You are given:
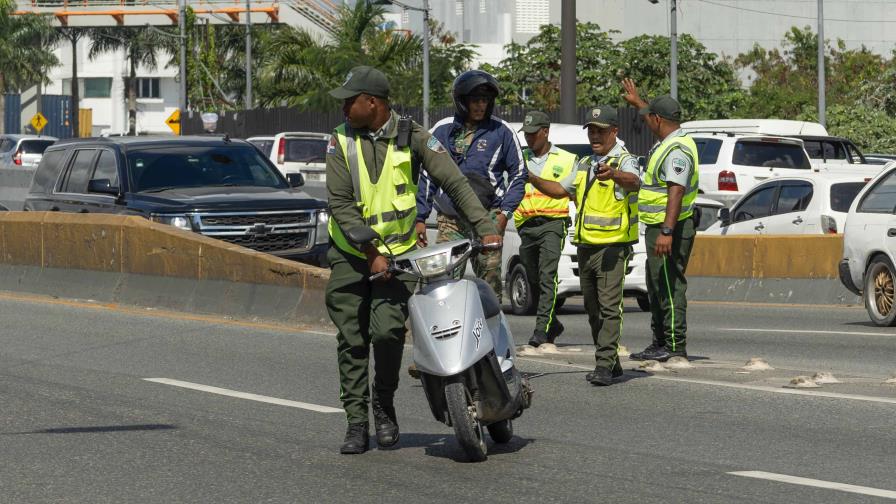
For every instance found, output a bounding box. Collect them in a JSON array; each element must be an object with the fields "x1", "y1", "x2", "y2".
[
  {"x1": 630, "y1": 343, "x2": 662, "y2": 361},
  {"x1": 546, "y1": 320, "x2": 565, "y2": 344},
  {"x1": 528, "y1": 330, "x2": 549, "y2": 348},
  {"x1": 372, "y1": 400, "x2": 399, "y2": 448},
  {"x1": 340, "y1": 422, "x2": 369, "y2": 455}
]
